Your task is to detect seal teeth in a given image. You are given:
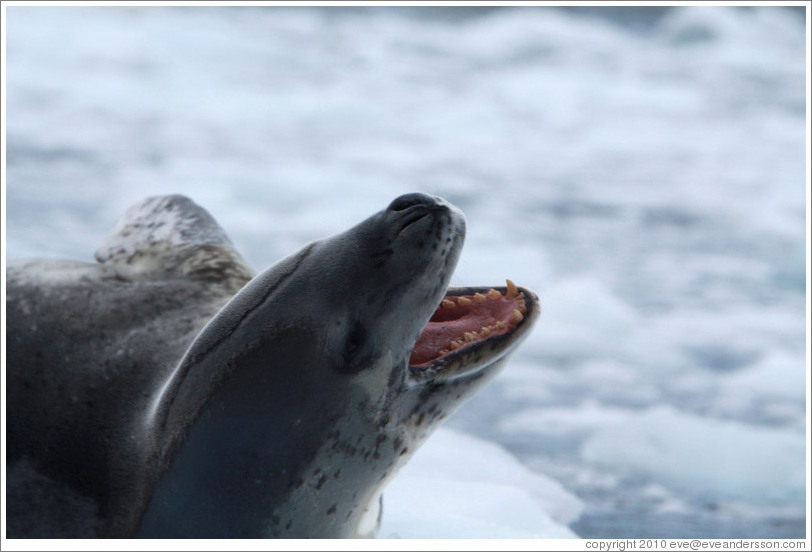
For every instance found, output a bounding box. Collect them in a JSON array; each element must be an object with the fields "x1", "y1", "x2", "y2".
[
  {"x1": 428, "y1": 281, "x2": 530, "y2": 363},
  {"x1": 505, "y1": 279, "x2": 518, "y2": 299}
]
